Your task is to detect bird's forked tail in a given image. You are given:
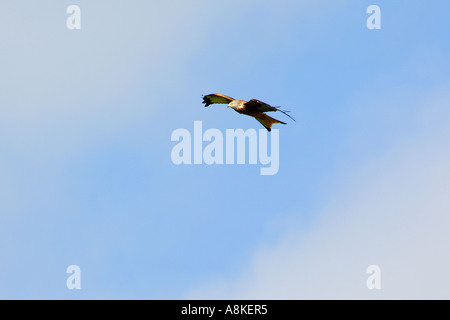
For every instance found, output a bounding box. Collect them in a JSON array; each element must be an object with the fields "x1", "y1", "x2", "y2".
[{"x1": 254, "y1": 113, "x2": 286, "y2": 132}]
